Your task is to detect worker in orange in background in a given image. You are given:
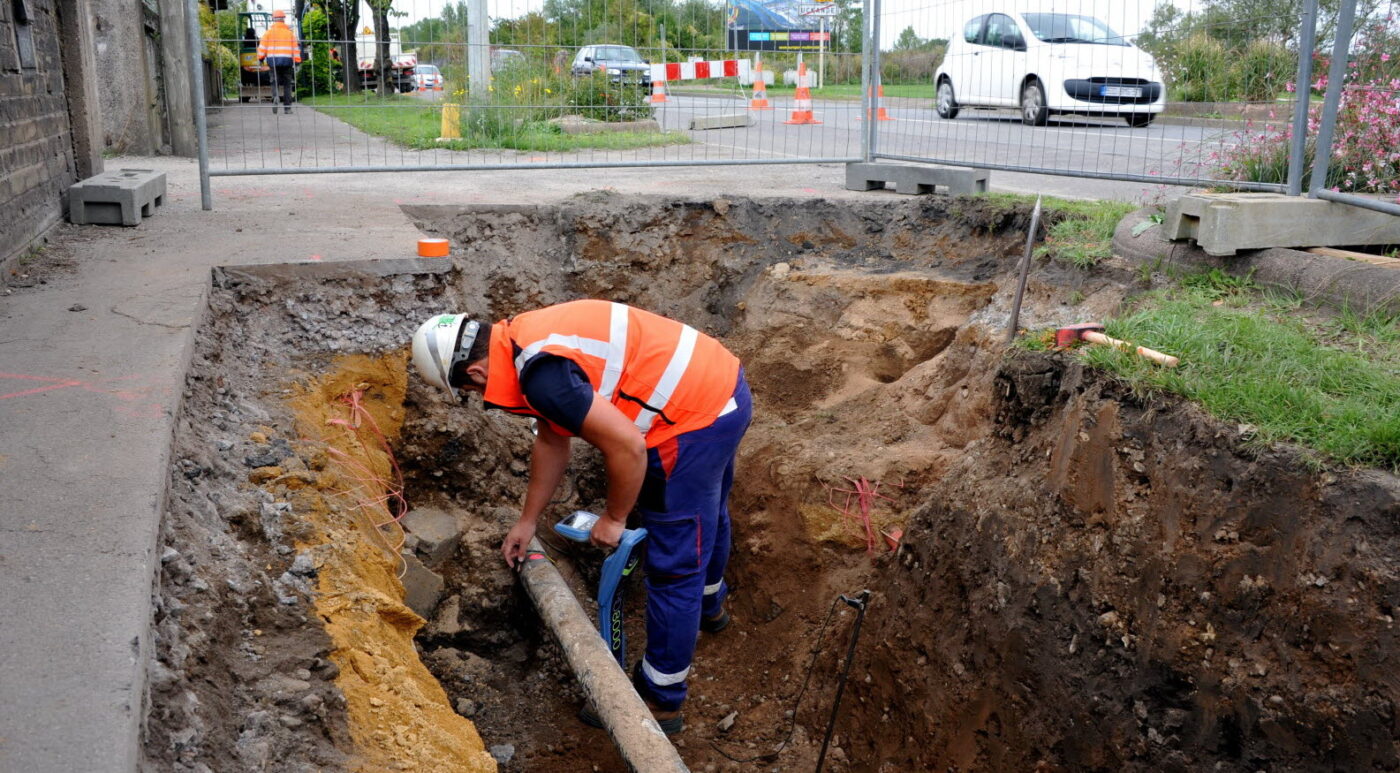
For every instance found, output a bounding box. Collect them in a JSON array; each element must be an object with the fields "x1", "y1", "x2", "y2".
[
  {"x1": 411, "y1": 301, "x2": 752, "y2": 735},
  {"x1": 257, "y1": 9, "x2": 301, "y2": 115}
]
